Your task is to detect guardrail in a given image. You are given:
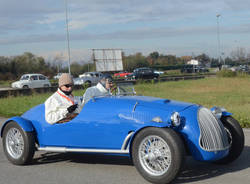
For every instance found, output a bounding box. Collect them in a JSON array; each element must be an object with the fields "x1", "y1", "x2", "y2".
[{"x1": 0, "y1": 74, "x2": 214, "y2": 98}]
